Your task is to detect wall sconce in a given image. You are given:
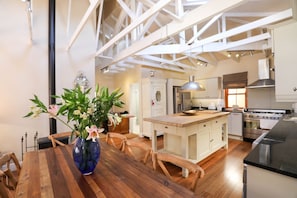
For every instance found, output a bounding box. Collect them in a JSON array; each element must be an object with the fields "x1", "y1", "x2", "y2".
[{"x1": 73, "y1": 72, "x2": 89, "y2": 91}]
